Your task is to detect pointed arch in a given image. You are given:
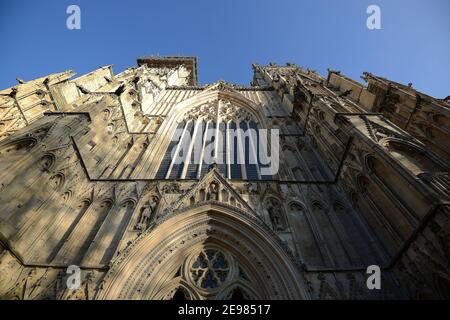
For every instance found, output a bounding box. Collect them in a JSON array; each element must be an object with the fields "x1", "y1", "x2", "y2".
[
  {"x1": 96, "y1": 203, "x2": 308, "y2": 300},
  {"x1": 379, "y1": 138, "x2": 447, "y2": 174},
  {"x1": 168, "y1": 90, "x2": 268, "y2": 128},
  {"x1": 135, "y1": 89, "x2": 270, "y2": 179}
]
